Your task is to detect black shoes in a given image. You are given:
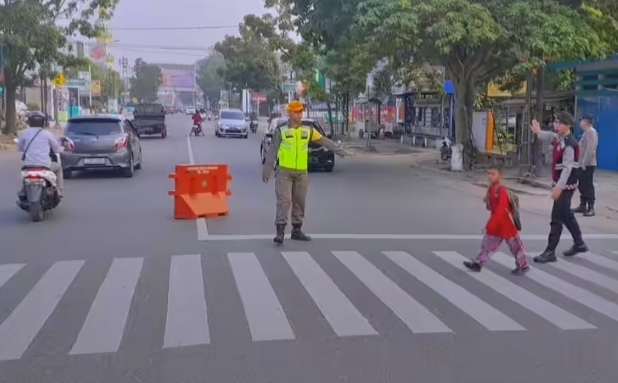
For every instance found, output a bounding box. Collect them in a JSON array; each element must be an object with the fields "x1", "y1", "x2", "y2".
[
  {"x1": 273, "y1": 224, "x2": 285, "y2": 244},
  {"x1": 574, "y1": 201, "x2": 596, "y2": 217},
  {"x1": 463, "y1": 260, "x2": 529, "y2": 275},
  {"x1": 534, "y1": 244, "x2": 588, "y2": 263},
  {"x1": 290, "y1": 224, "x2": 311, "y2": 241},
  {"x1": 274, "y1": 224, "x2": 312, "y2": 244}
]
